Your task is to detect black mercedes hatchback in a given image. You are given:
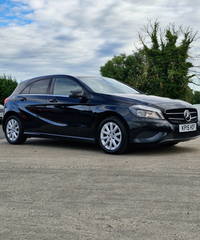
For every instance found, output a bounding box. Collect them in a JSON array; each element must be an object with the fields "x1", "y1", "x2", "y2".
[{"x1": 2, "y1": 75, "x2": 200, "y2": 154}]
